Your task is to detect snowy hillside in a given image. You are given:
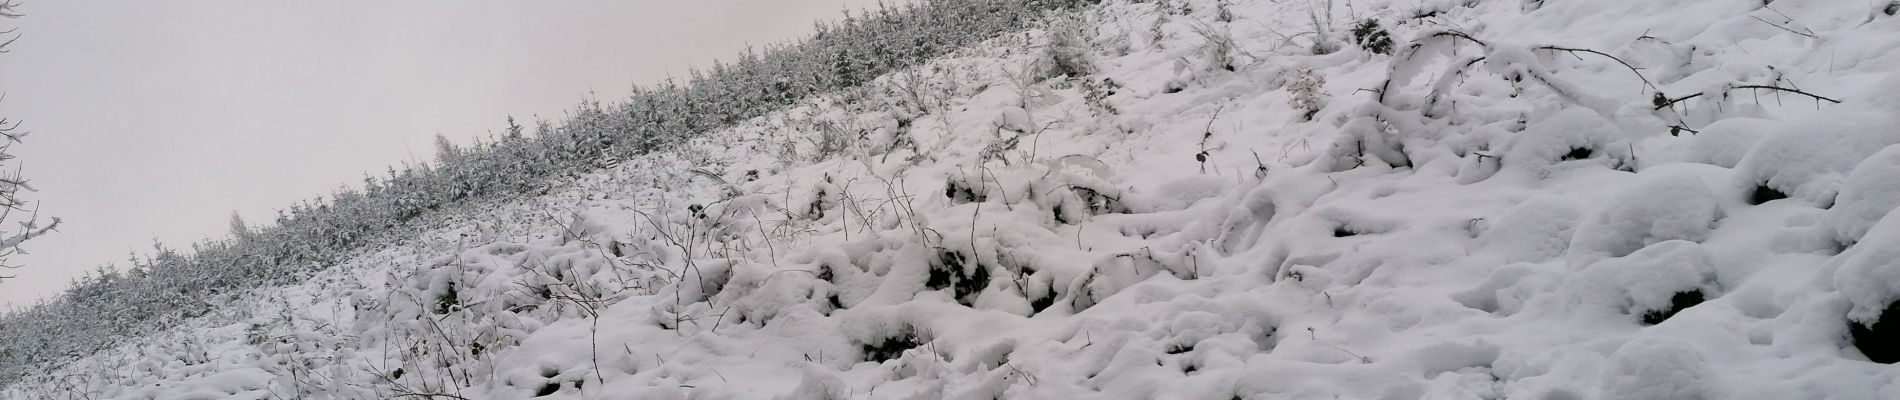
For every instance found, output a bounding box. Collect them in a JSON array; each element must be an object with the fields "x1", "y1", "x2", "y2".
[{"x1": 9, "y1": 0, "x2": 1900, "y2": 398}]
